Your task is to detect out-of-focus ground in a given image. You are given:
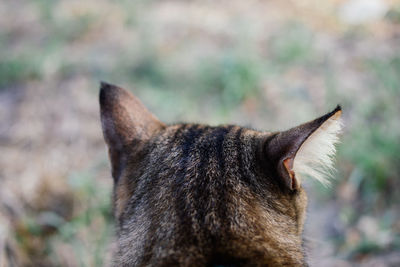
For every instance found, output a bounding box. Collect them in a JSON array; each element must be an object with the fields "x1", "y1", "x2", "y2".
[{"x1": 1, "y1": 0, "x2": 400, "y2": 266}]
